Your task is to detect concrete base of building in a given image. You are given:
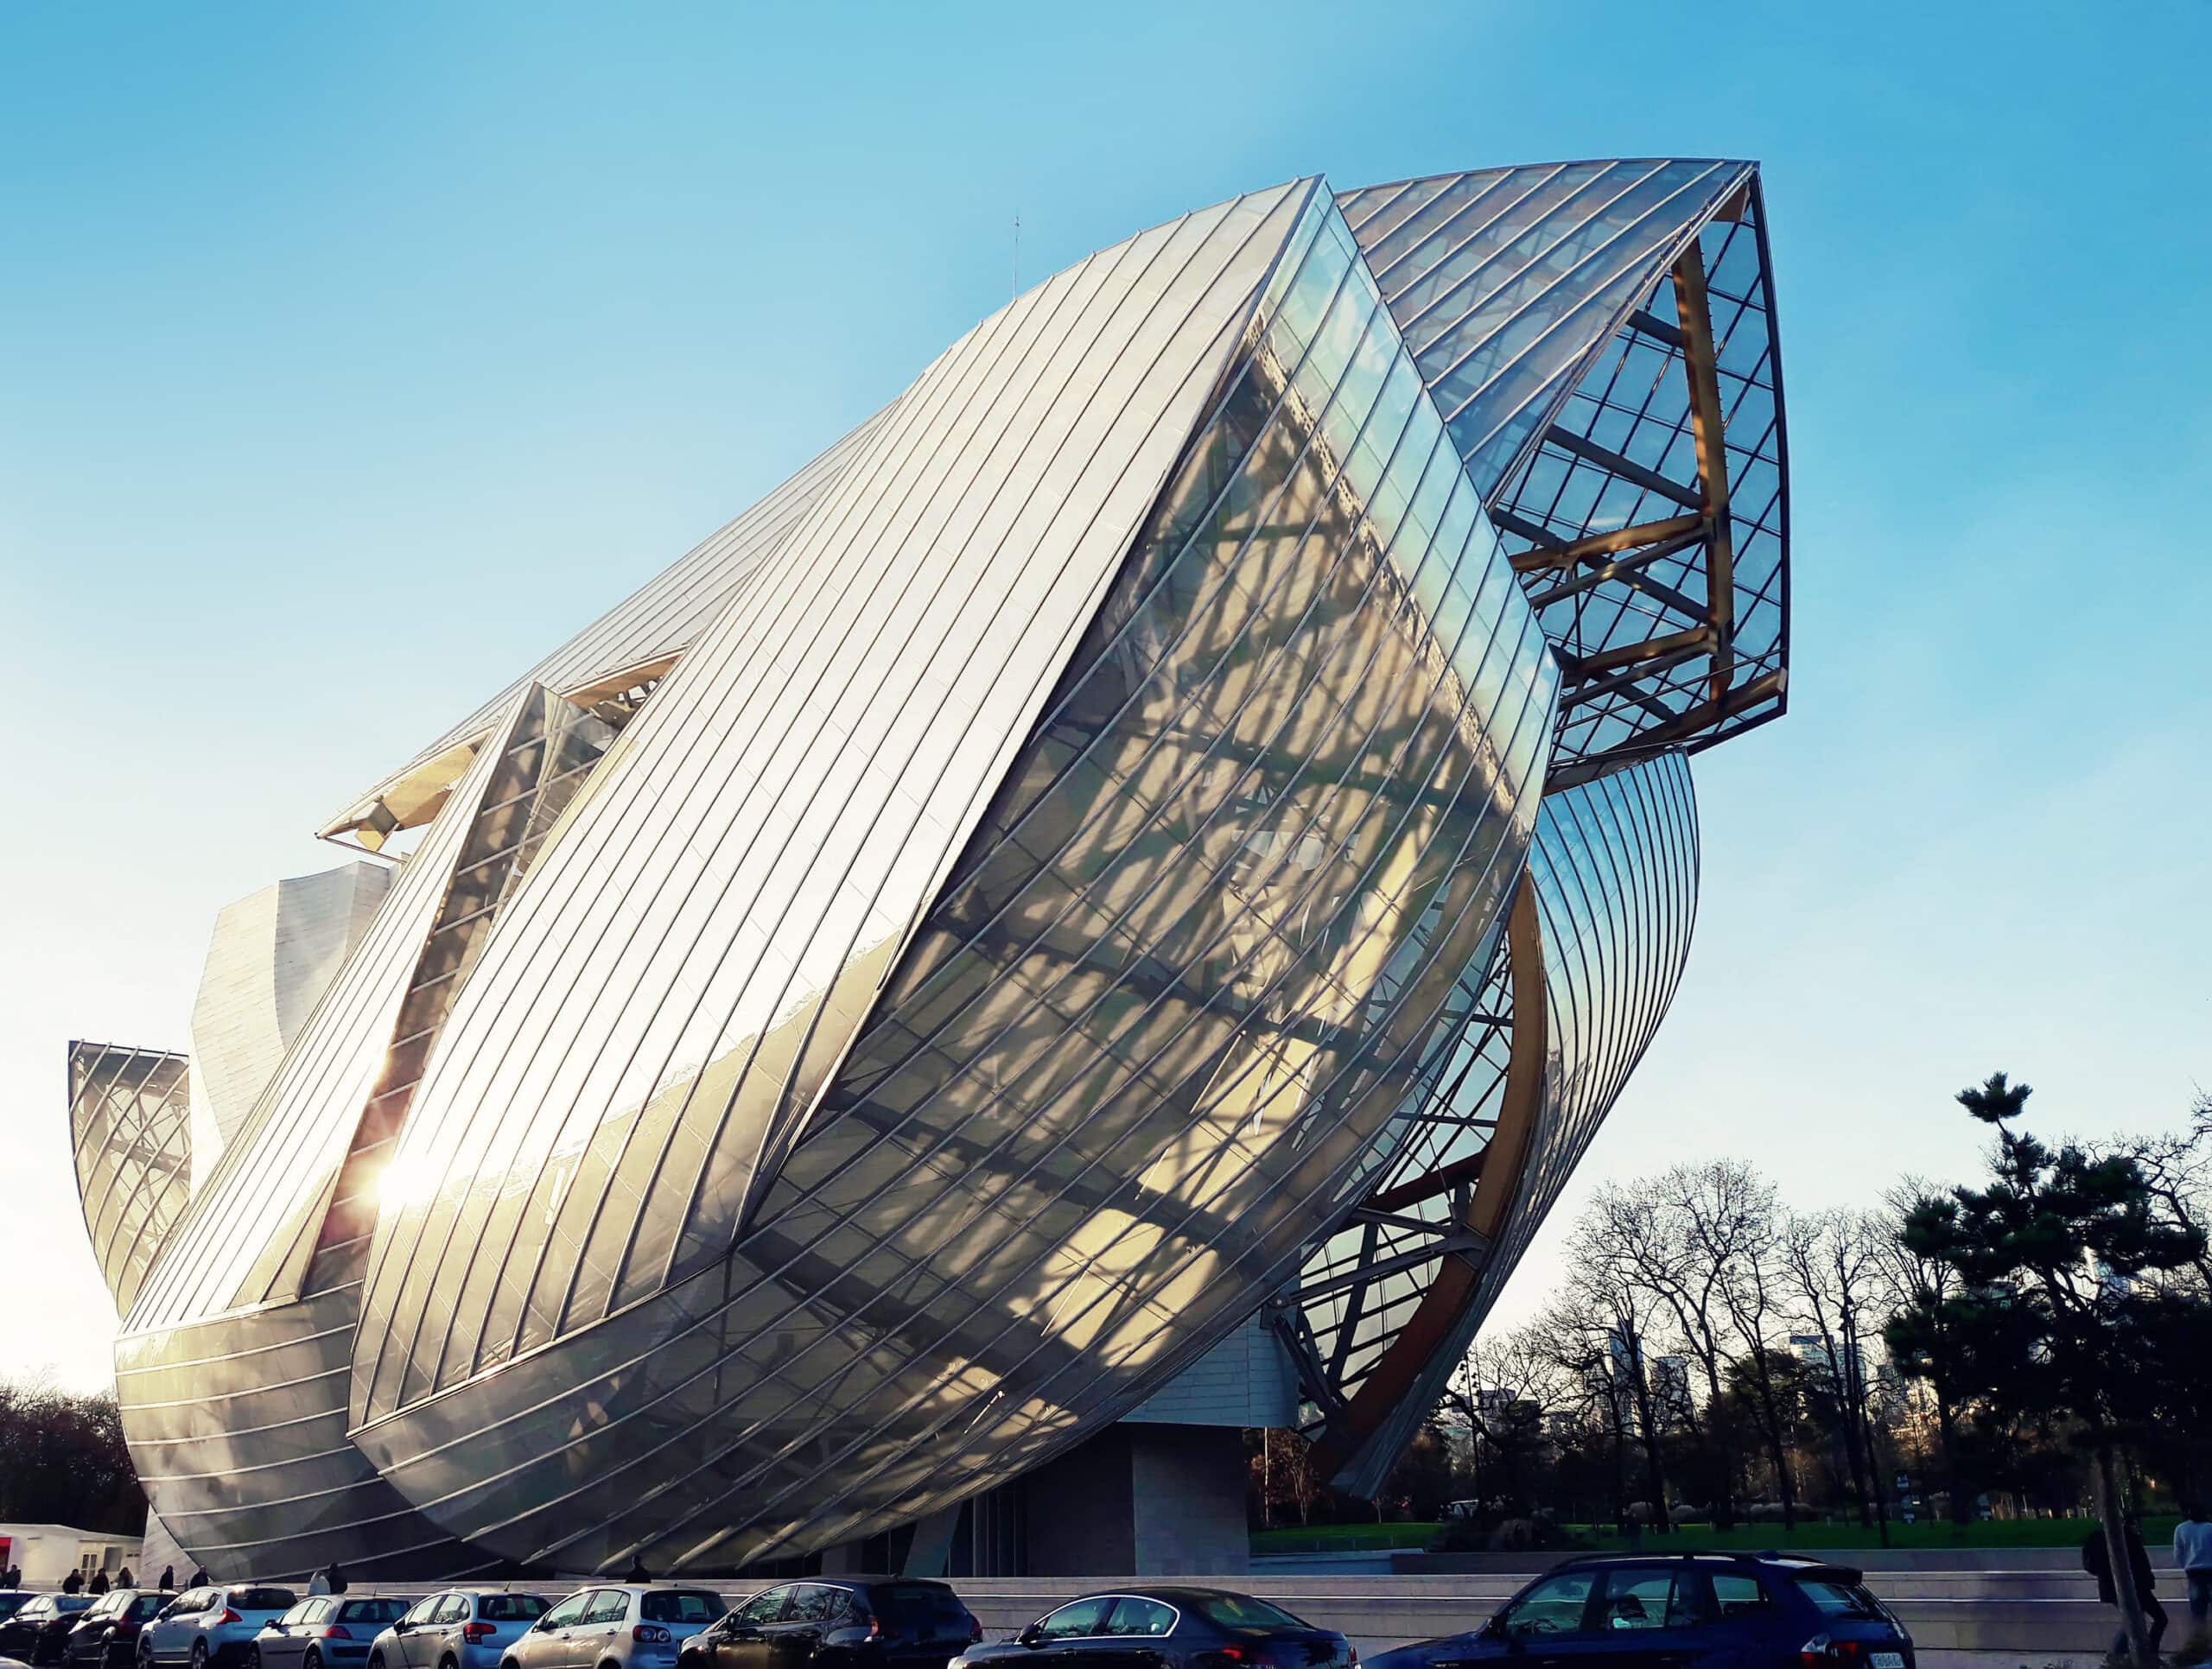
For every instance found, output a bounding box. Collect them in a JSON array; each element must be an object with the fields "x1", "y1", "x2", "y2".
[{"x1": 1018, "y1": 1425, "x2": 1250, "y2": 1577}]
